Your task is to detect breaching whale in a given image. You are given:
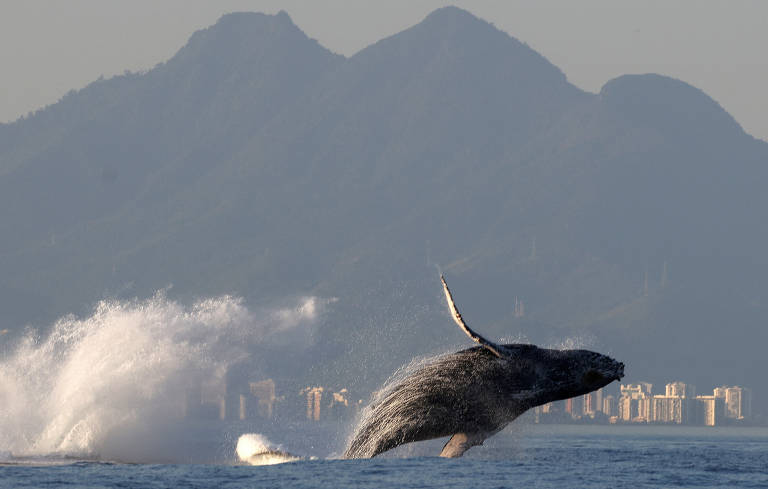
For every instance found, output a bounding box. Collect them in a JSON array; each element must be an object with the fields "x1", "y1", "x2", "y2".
[{"x1": 344, "y1": 275, "x2": 624, "y2": 459}]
